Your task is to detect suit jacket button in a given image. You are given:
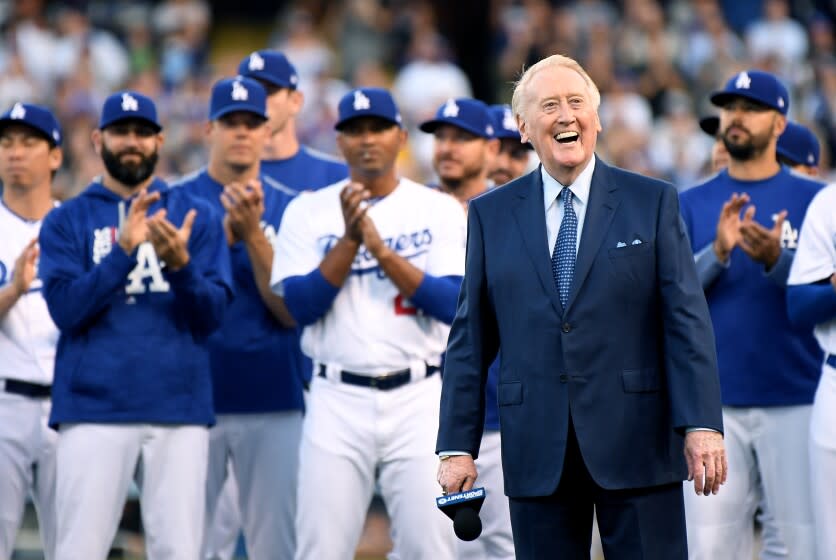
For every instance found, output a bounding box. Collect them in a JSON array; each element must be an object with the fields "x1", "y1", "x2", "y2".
[
  {"x1": 559, "y1": 374, "x2": 568, "y2": 383},
  {"x1": 562, "y1": 322, "x2": 571, "y2": 333}
]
